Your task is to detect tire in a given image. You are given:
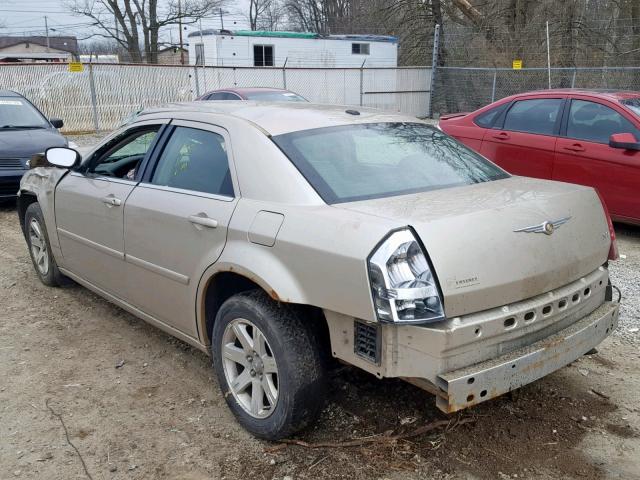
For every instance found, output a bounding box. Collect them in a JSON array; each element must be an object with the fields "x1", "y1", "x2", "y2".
[
  {"x1": 24, "y1": 202, "x2": 70, "y2": 287},
  {"x1": 211, "y1": 290, "x2": 327, "y2": 440}
]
